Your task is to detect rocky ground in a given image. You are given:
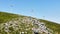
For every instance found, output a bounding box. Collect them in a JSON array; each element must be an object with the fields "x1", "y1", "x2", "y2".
[{"x1": 0, "y1": 17, "x2": 53, "y2": 34}]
